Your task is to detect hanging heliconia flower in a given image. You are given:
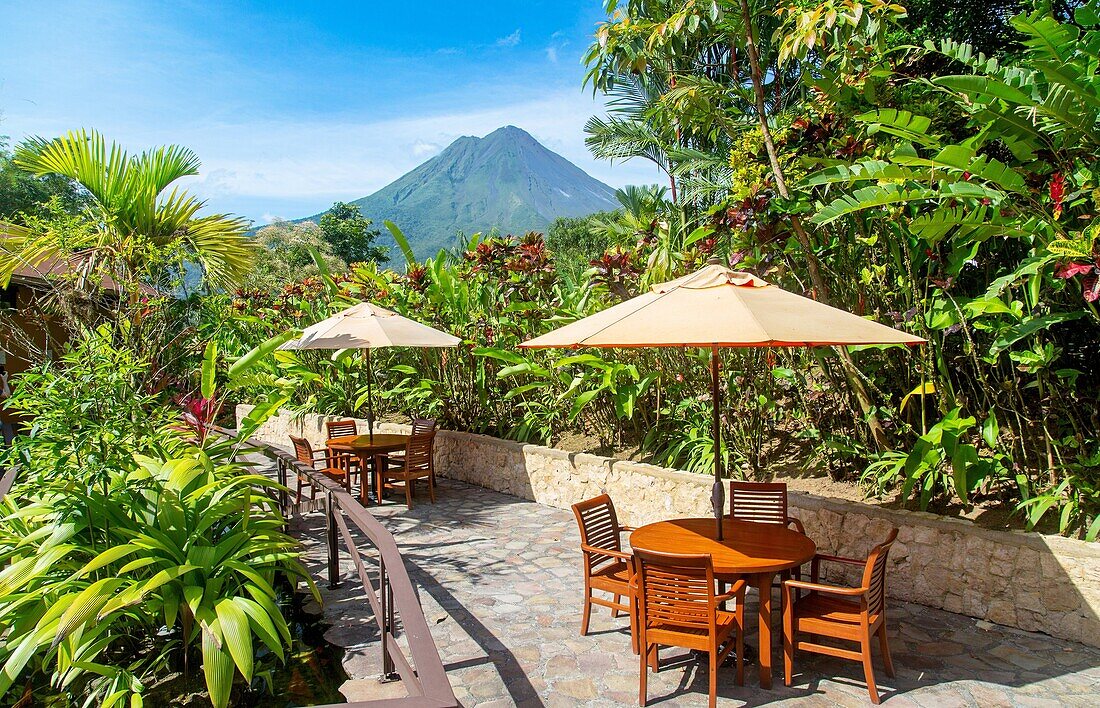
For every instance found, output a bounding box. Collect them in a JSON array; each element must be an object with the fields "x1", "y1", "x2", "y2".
[{"x1": 1050, "y1": 172, "x2": 1066, "y2": 220}]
